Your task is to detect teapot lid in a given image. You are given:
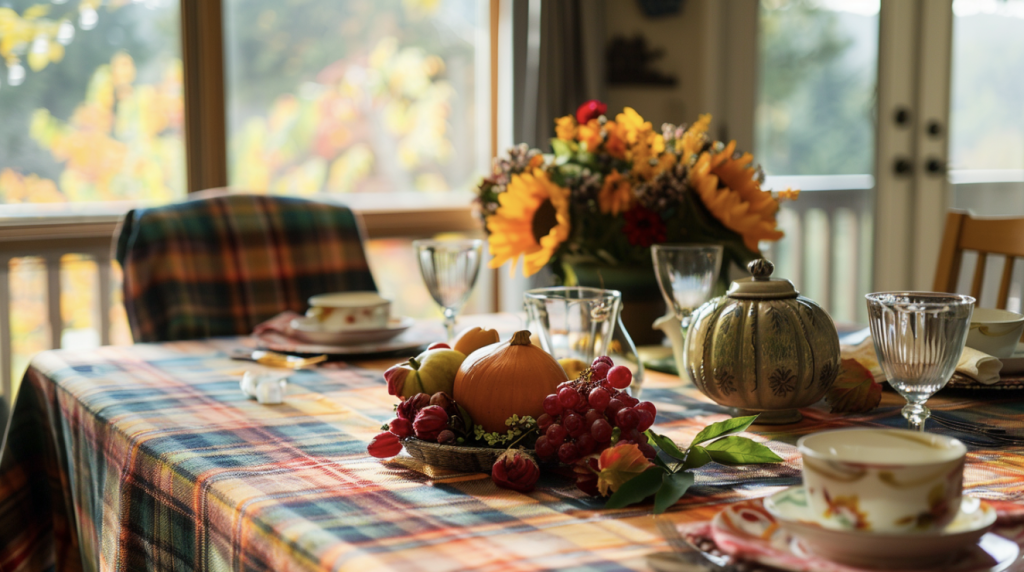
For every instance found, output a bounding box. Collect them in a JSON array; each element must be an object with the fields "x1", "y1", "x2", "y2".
[{"x1": 727, "y1": 259, "x2": 798, "y2": 300}]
